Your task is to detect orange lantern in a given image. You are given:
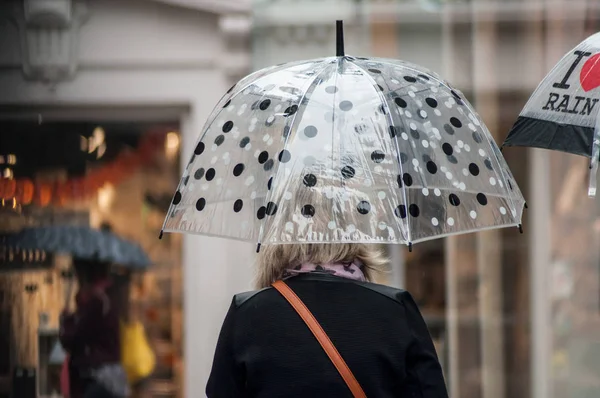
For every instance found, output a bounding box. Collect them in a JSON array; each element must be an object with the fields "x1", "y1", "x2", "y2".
[
  {"x1": 34, "y1": 183, "x2": 52, "y2": 207},
  {"x1": 1, "y1": 179, "x2": 16, "y2": 200},
  {"x1": 15, "y1": 179, "x2": 34, "y2": 205}
]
